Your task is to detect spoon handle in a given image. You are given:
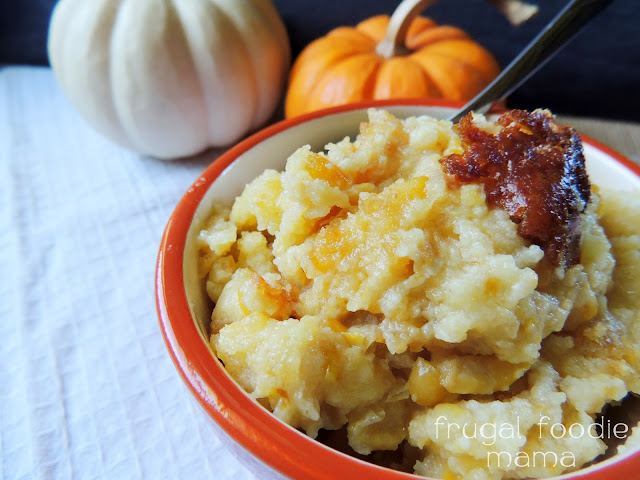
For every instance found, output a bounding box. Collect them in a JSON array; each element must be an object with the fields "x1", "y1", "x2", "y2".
[{"x1": 447, "y1": 0, "x2": 613, "y2": 123}]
